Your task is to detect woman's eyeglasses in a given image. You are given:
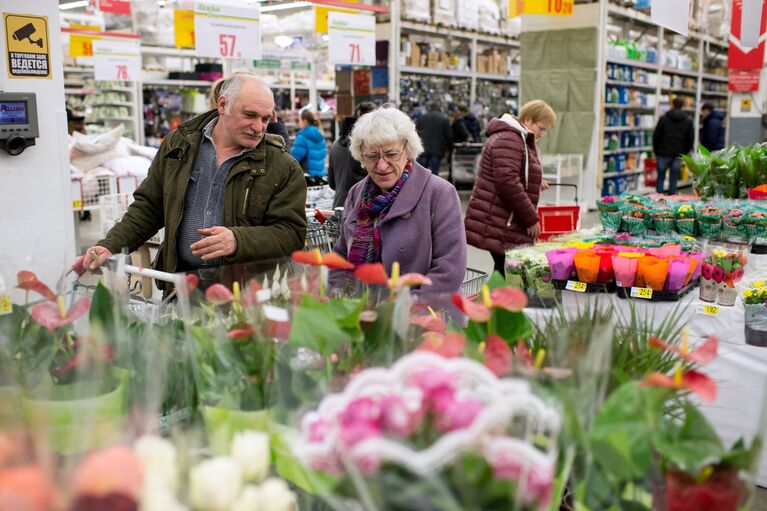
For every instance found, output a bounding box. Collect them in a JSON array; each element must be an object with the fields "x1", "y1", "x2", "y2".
[{"x1": 362, "y1": 141, "x2": 408, "y2": 166}]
